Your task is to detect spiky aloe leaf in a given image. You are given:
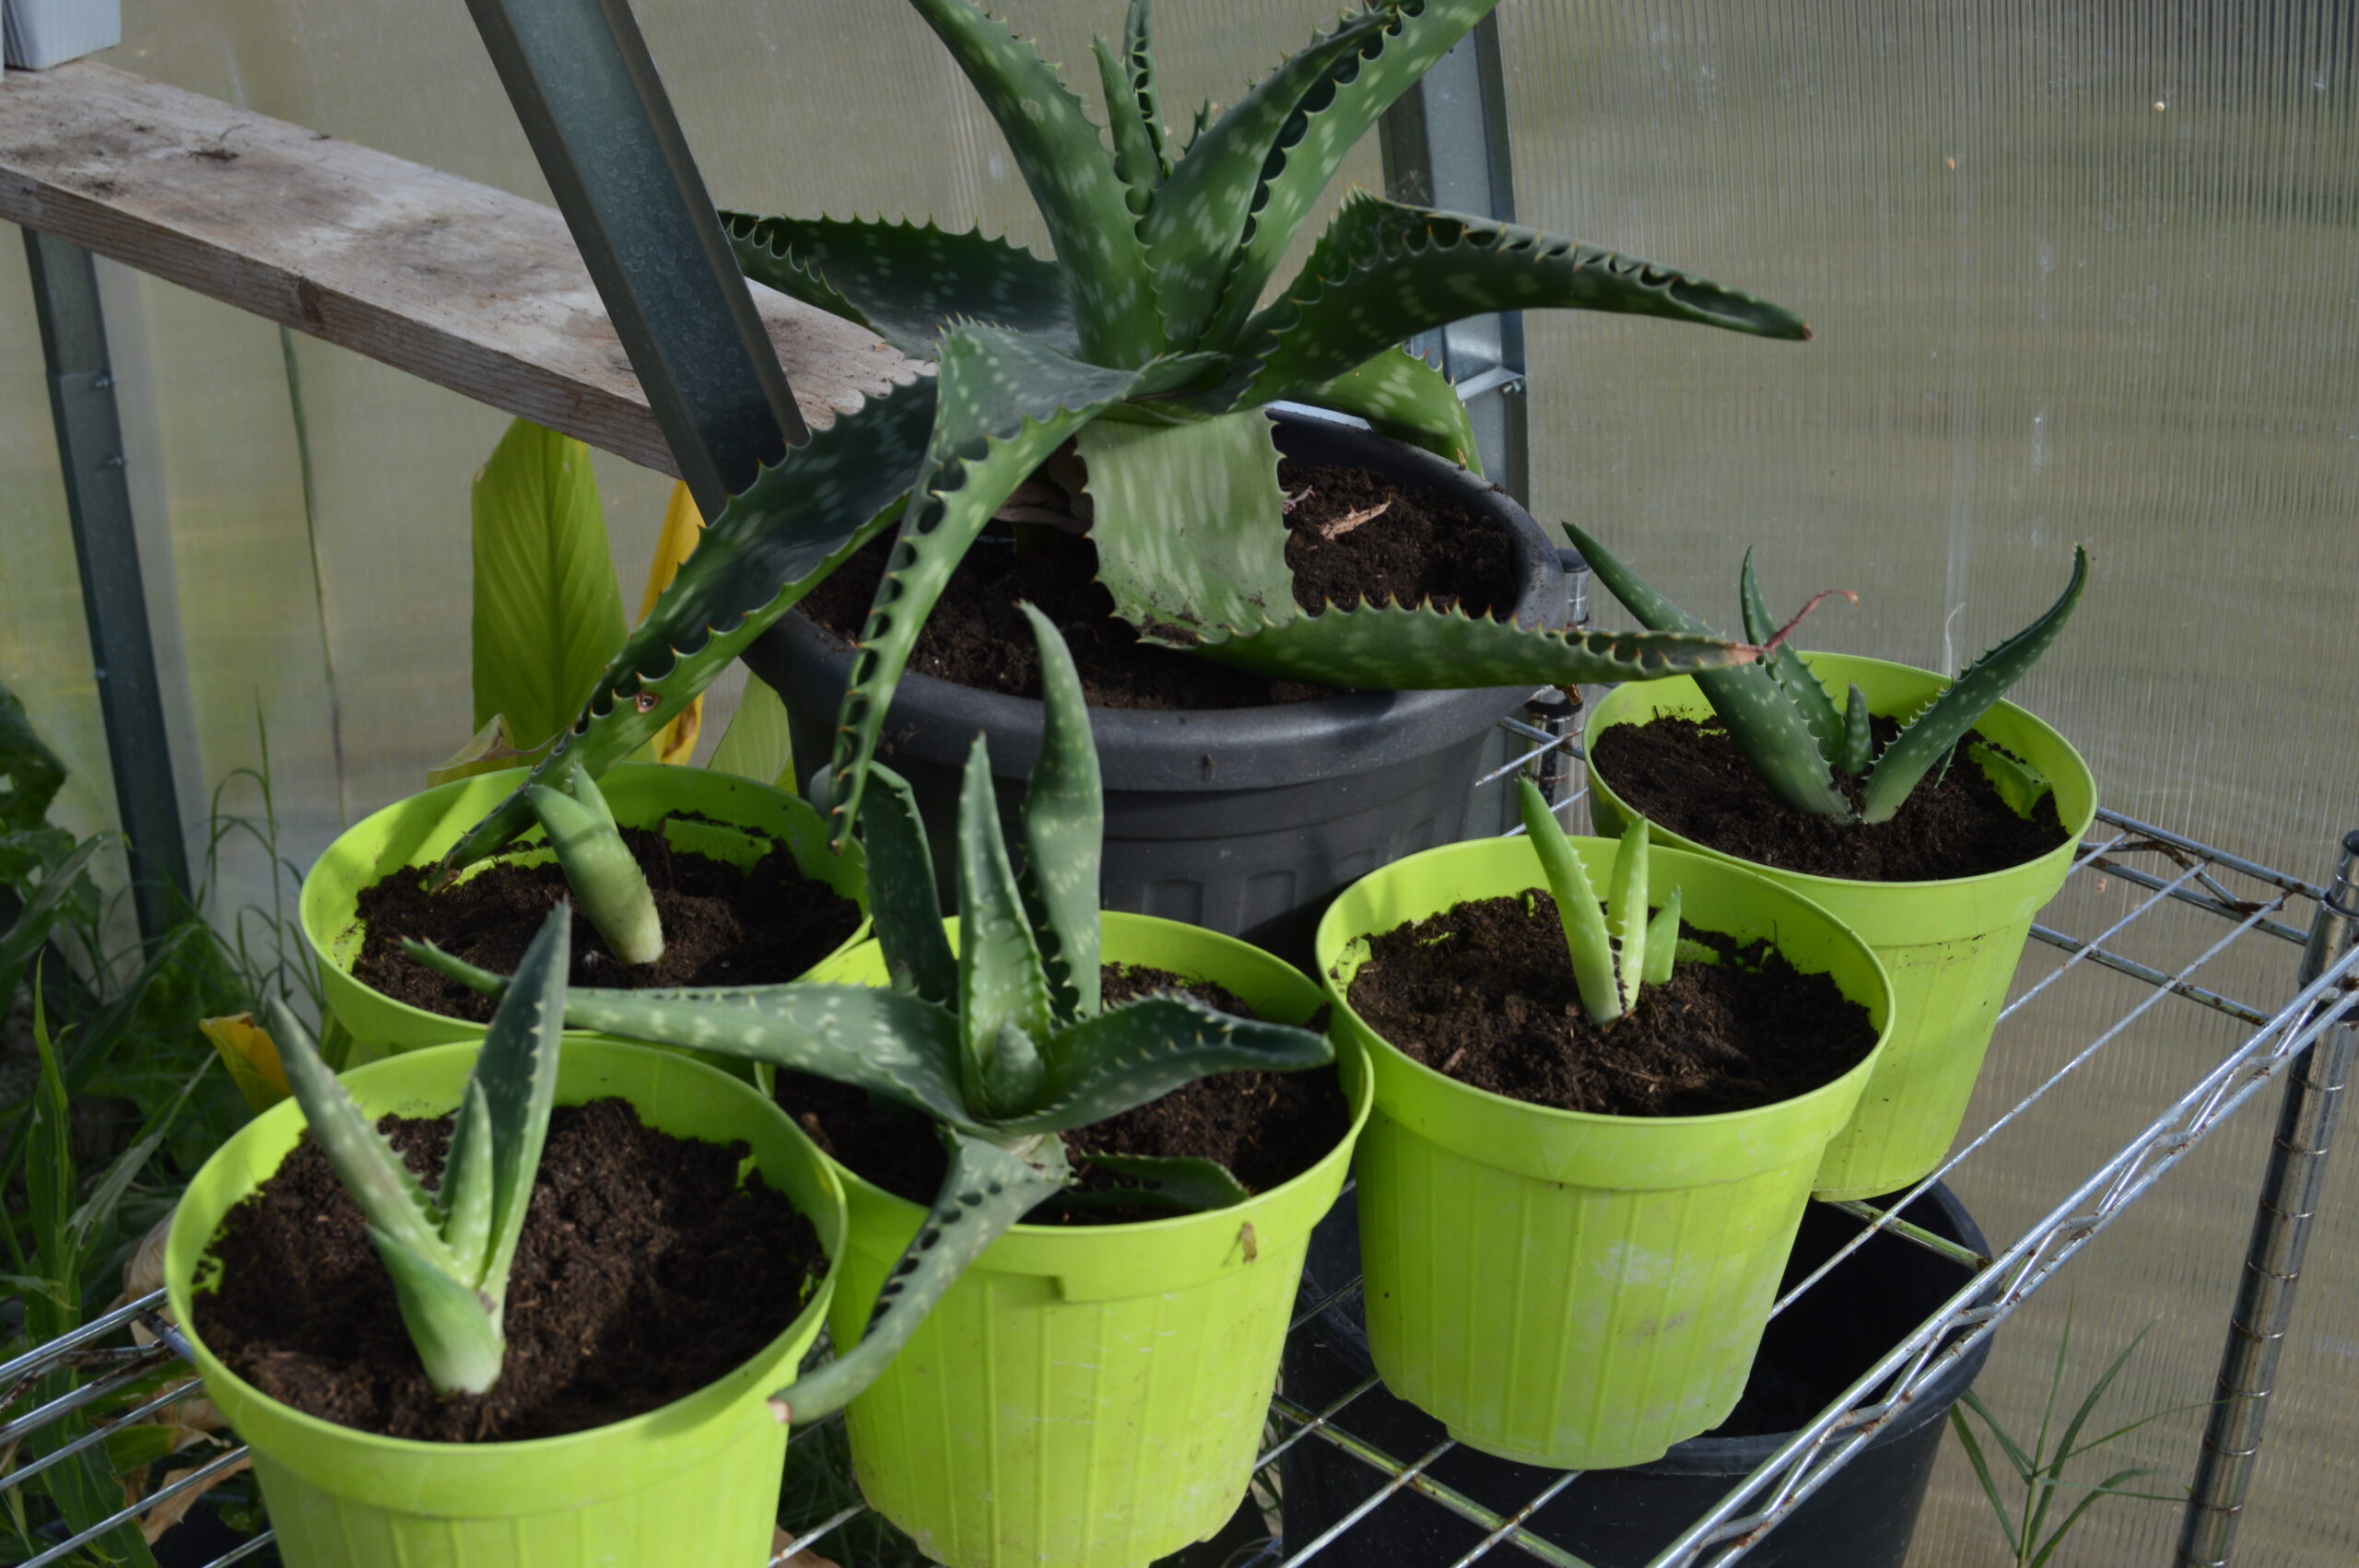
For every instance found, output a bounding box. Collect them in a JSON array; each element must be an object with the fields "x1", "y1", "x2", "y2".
[
  {"x1": 1840, "y1": 682, "x2": 1874, "y2": 776},
  {"x1": 822, "y1": 326, "x2": 1194, "y2": 845},
  {"x1": 1060, "y1": 1153, "x2": 1250, "y2": 1214},
  {"x1": 908, "y1": 0, "x2": 1161, "y2": 366},
  {"x1": 954, "y1": 734, "x2": 1055, "y2": 1119},
  {"x1": 367, "y1": 1225, "x2": 505, "y2": 1396},
  {"x1": 471, "y1": 906, "x2": 569, "y2": 1308},
  {"x1": 1517, "y1": 778, "x2": 1619, "y2": 1027},
  {"x1": 446, "y1": 376, "x2": 937, "y2": 871},
  {"x1": 1607, "y1": 817, "x2": 1649, "y2": 1016},
  {"x1": 1140, "y1": 5, "x2": 1398, "y2": 347},
  {"x1": 265, "y1": 995, "x2": 452, "y2": 1270},
  {"x1": 1233, "y1": 195, "x2": 1811, "y2": 407},
  {"x1": 998, "y1": 997, "x2": 1332, "y2": 1135},
  {"x1": 524, "y1": 778, "x2": 662, "y2": 966},
  {"x1": 1568, "y1": 522, "x2": 1850, "y2": 817},
  {"x1": 437, "y1": 1080, "x2": 495, "y2": 1283},
  {"x1": 1120, "y1": 0, "x2": 1169, "y2": 178},
  {"x1": 1094, "y1": 37, "x2": 1160, "y2": 210},
  {"x1": 773, "y1": 1131, "x2": 1068, "y2": 1424},
  {"x1": 860, "y1": 765, "x2": 957, "y2": 1007},
  {"x1": 1299, "y1": 345, "x2": 1483, "y2": 474},
  {"x1": 1741, "y1": 550, "x2": 1846, "y2": 769},
  {"x1": 723, "y1": 213, "x2": 1077, "y2": 362},
  {"x1": 1180, "y1": 602, "x2": 1758, "y2": 688},
  {"x1": 1860, "y1": 546, "x2": 2089, "y2": 824},
  {"x1": 1642, "y1": 889, "x2": 1683, "y2": 987},
  {"x1": 405, "y1": 943, "x2": 983, "y2": 1133},
  {"x1": 1081, "y1": 409, "x2": 1293, "y2": 647},
  {"x1": 1014, "y1": 604, "x2": 1102, "y2": 1024},
  {"x1": 1201, "y1": 0, "x2": 1503, "y2": 349}
]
